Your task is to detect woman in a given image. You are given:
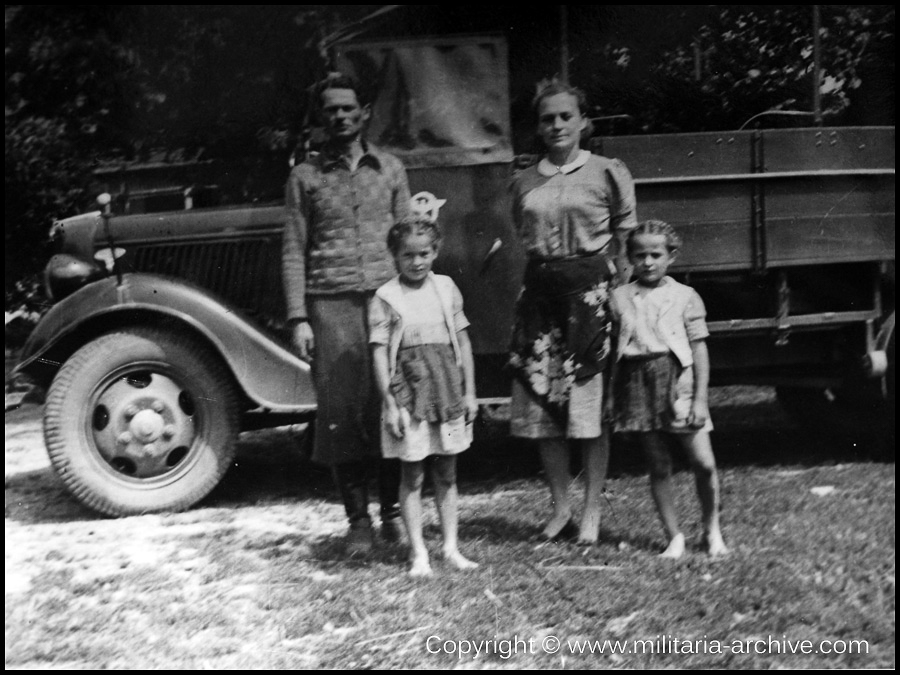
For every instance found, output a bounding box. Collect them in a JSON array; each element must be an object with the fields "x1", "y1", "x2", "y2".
[{"x1": 509, "y1": 80, "x2": 637, "y2": 544}]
